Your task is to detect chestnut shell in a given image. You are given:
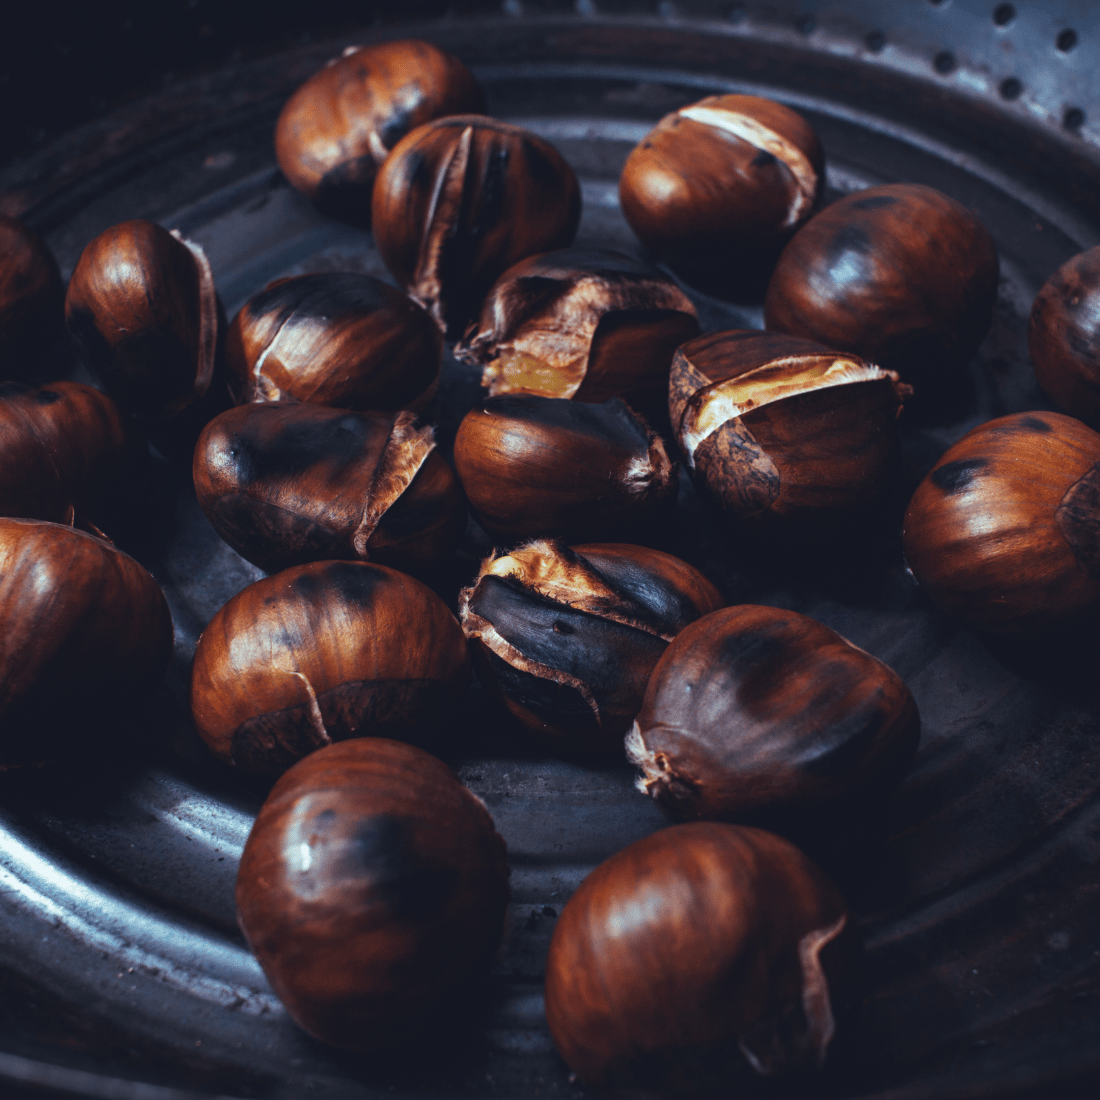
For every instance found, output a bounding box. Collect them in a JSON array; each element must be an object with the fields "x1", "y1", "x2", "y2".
[{"x1": 0, "y1": 213, "x2": 64, "y2": 379}]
